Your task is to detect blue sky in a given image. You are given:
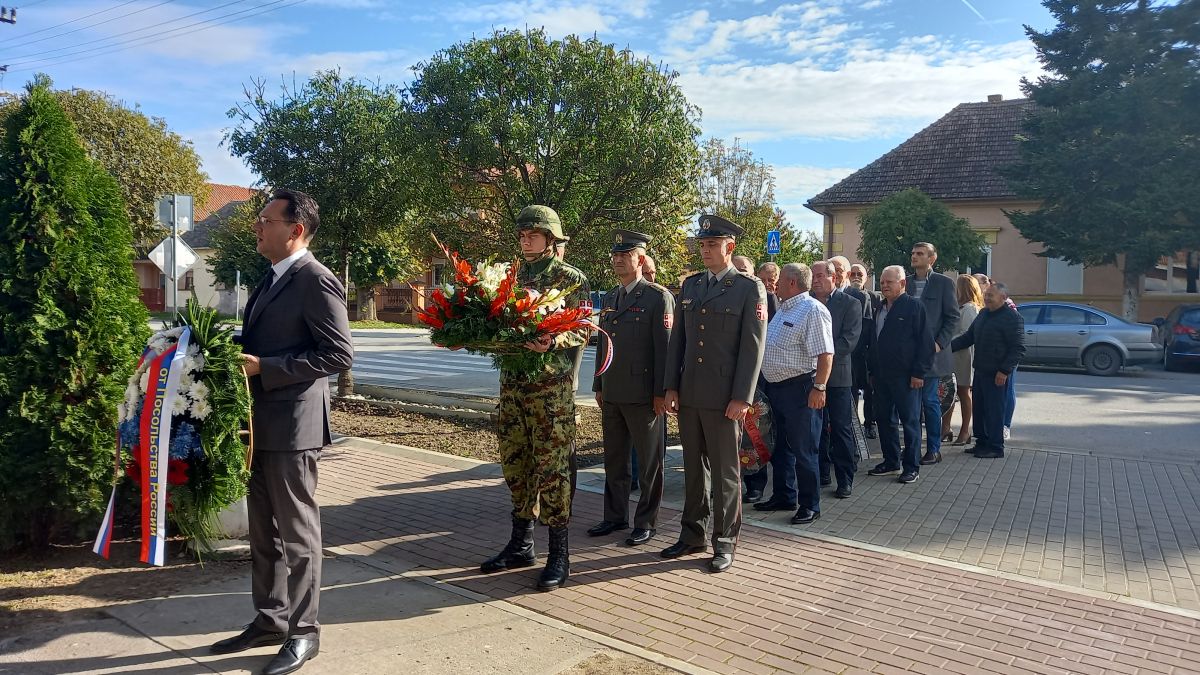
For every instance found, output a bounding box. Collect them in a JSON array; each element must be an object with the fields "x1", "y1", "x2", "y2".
[{"x1": 0, "y1": 0, "x2": 1054, "y2": 232}]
